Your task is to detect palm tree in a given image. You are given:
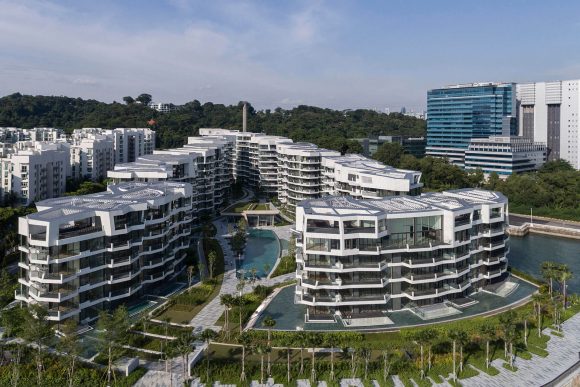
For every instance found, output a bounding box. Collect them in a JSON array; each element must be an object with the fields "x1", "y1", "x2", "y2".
[
  {"x1": 200, "y1": 329, "x2": 218, "y2": 383},
  {"x1": 262, "y1": 315, "x2": 277, "y2": 376},
  {"x1": 323, "y1": 333, "x2": 339, "y2": 381},
  {"x1": 499, "y1": 310, "x2": 518, "y2": 368},
  {"x1": 96, "y1": 306, "x2": 130, "y2": 387},
  {"x1": 382, "y1": 348, "x2": 392, "y2": 384},
  {"x1": 448, "y1": 329, "x2": 467, "y2": 381},
  {"x1": 235, "y1": 295, "x2": 248, "y2": 334},
  {"x1": 557, "y1": 265, "x2": 573, "y2": 309},
  {"x1": 187, "y1": 265, "x2": 195, "y2": 287},
  {"x1": 307, "y1": 333, "x2": 322, "y2": 382},
  {"x1": 255, "y1": 343, "x2": 266, "y2": 384},
  {"x1": 361, "y1": 347, "x2": 371, "y2": 381},
  {"x1": 238, "y1": 331, "x2": 253, "y2": 382},
  {"x1": 480, "y1": 324, "x2": 497, "y2": 369},
  {"x1": 162, "y1": 316, "x2": 172, "y2": 369},
  {"x1": 207, "y1": 251, "x2": 217, "y2": 279},
  {"x1": 413, "y1": 330, "x2": 428, "y2": 379},
  {"x1": 532, "y1": 292, "x2": 549, "y2": 337},
  {"x1": 175, "y1": 332, "x2": 196, "y2": 386},
  {"x1": 280, "y1": 335, "x2": 292, "y2": 383},
  {"x1": 296, "y1": 331, "x2": 307, "y2": 375},
  {"x1": 541, "y1": 261, "x2": 558, "y2": 297},
  {"x1": 220, "y1": 294, "x2": 234, "y2": 339}
]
